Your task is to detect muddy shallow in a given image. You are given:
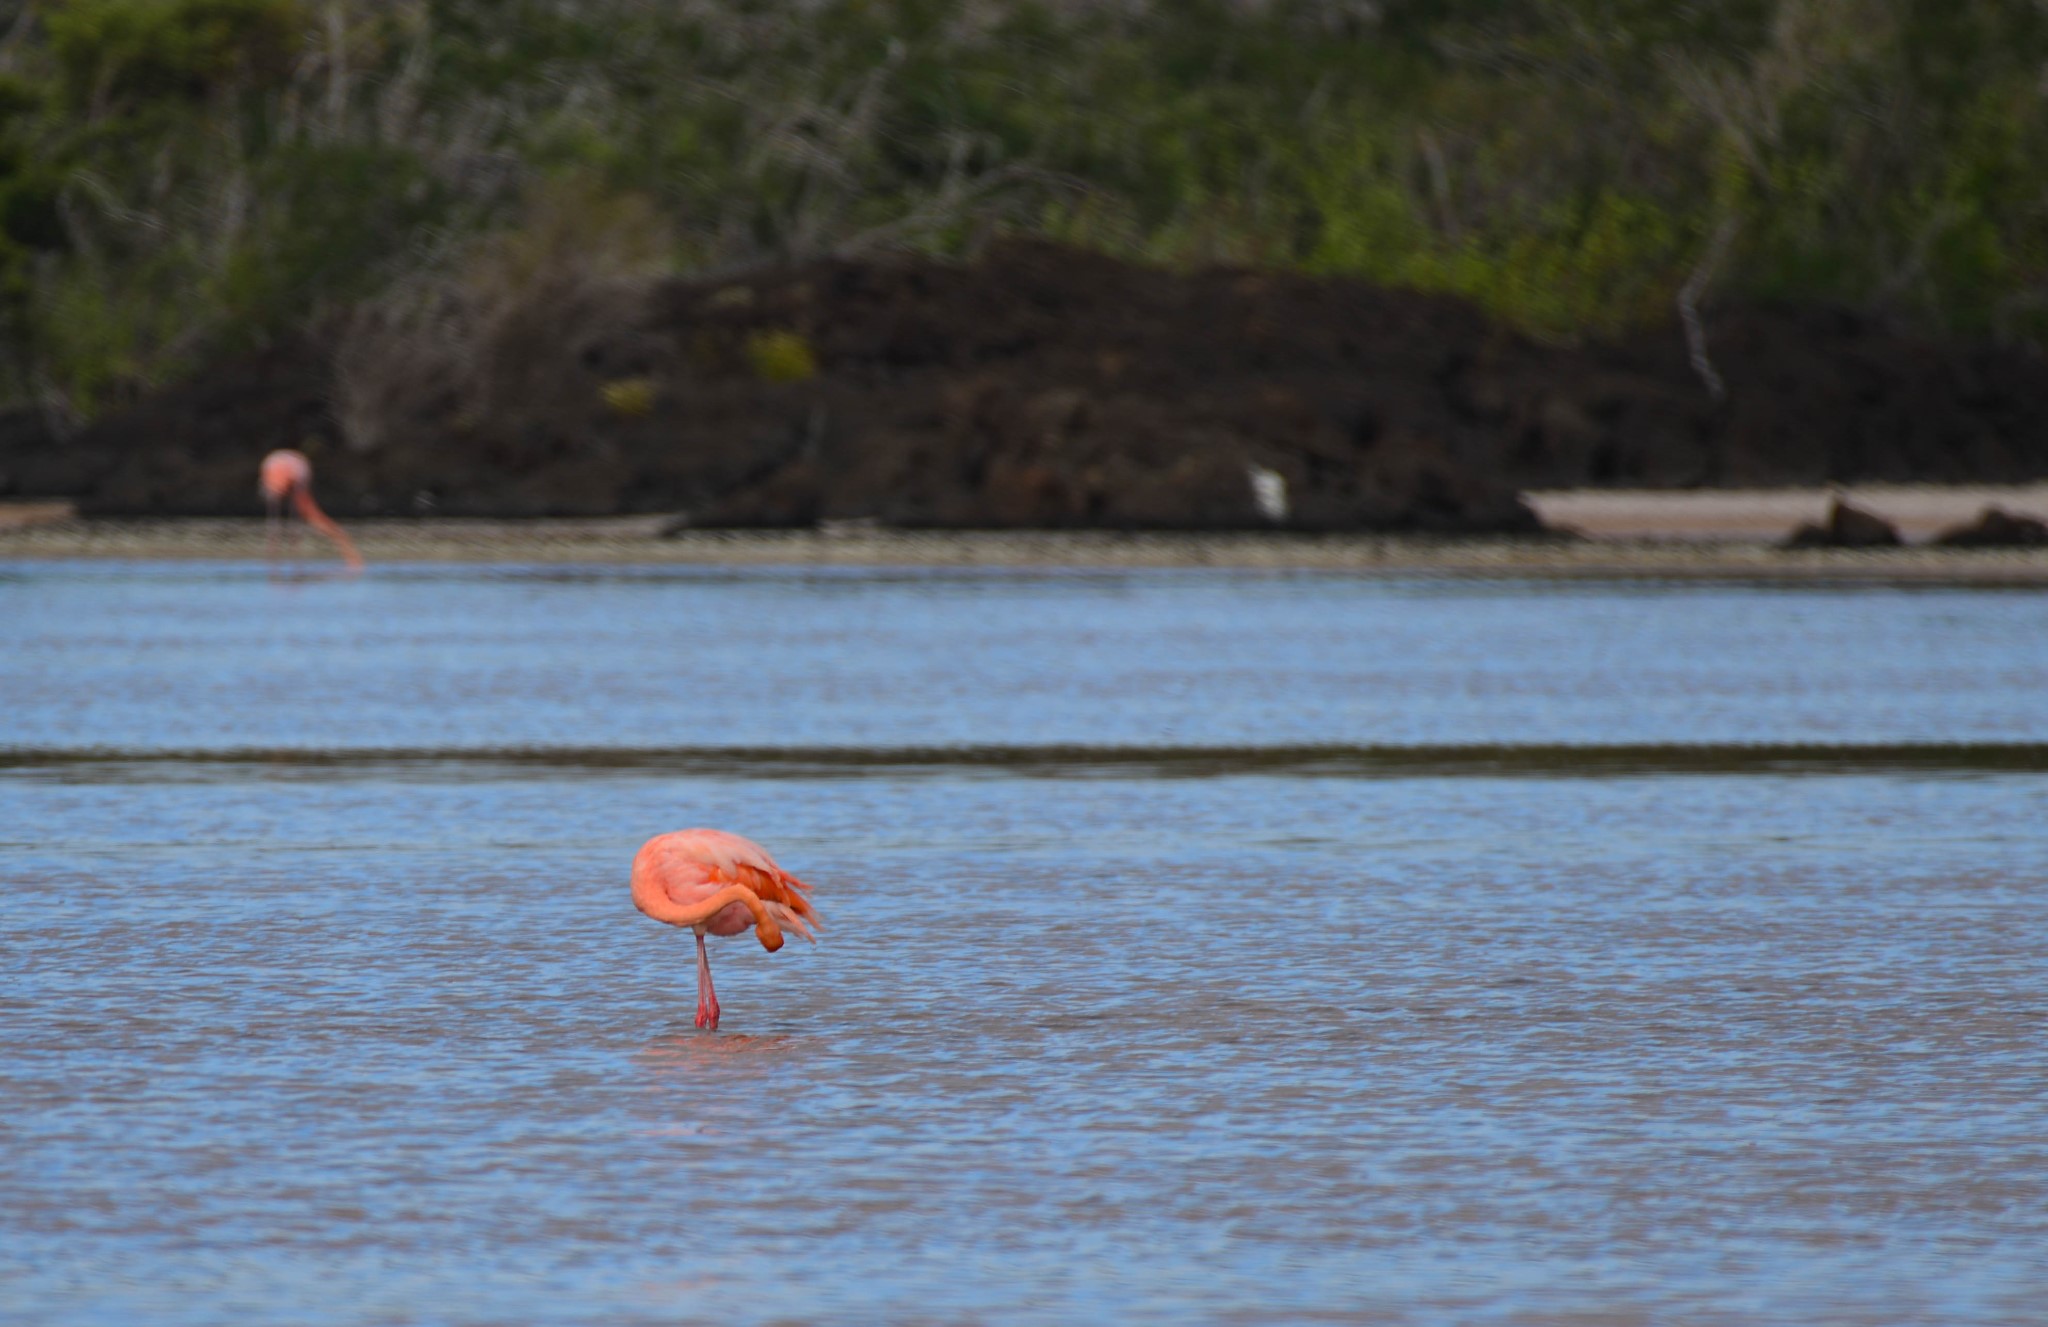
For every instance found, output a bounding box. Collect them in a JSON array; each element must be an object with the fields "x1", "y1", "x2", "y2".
[{"x1": 4, "y1": 564, "x2": 2046, "y2": 1324}]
